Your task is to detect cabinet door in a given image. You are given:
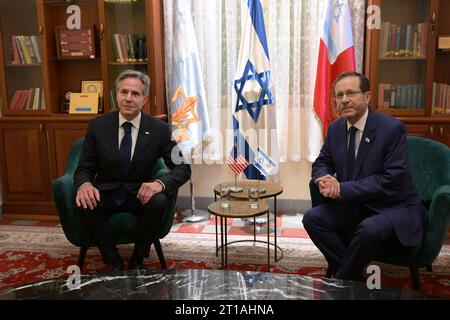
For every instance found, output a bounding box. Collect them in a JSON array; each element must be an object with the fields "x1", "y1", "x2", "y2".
[
  {"x1": 366, "y1": 0, "x2": 437, "y2": 116},
  {"x1": 0, "y1": 122, "x2": 50, "y2": 201},
  {"x1": 99, "y1": 0, "x2": 166, "y2": 117},
  {"x1": 46, "y1": 122, "x2": 88, "y2": 179}
]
